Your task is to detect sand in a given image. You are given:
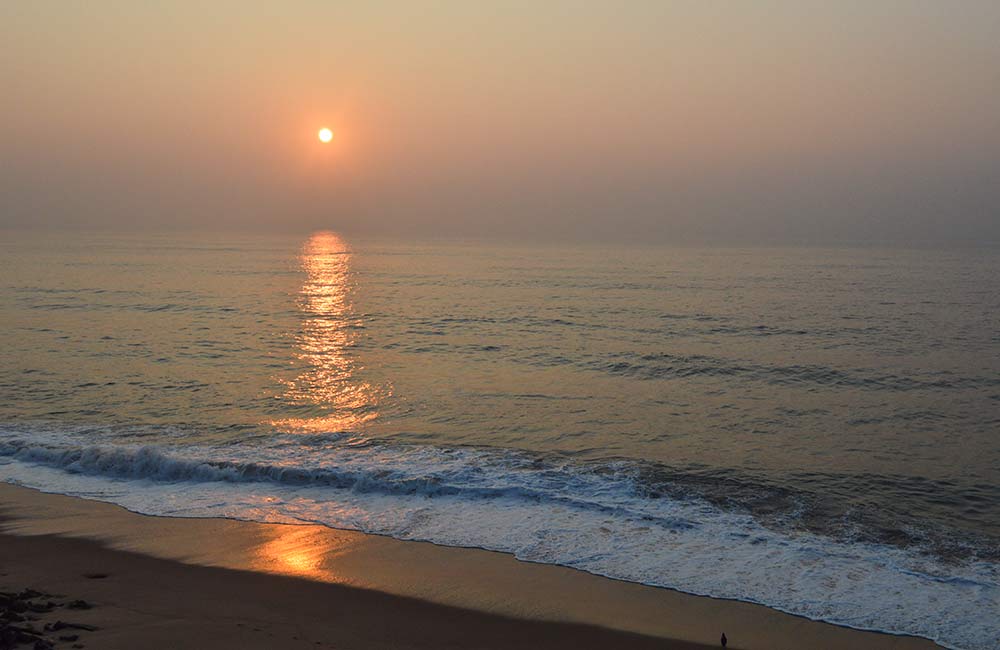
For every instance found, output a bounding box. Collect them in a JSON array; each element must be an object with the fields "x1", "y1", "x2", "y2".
[{"x1": 0, "y1": 483, "x2": 941, "y2": 649}]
